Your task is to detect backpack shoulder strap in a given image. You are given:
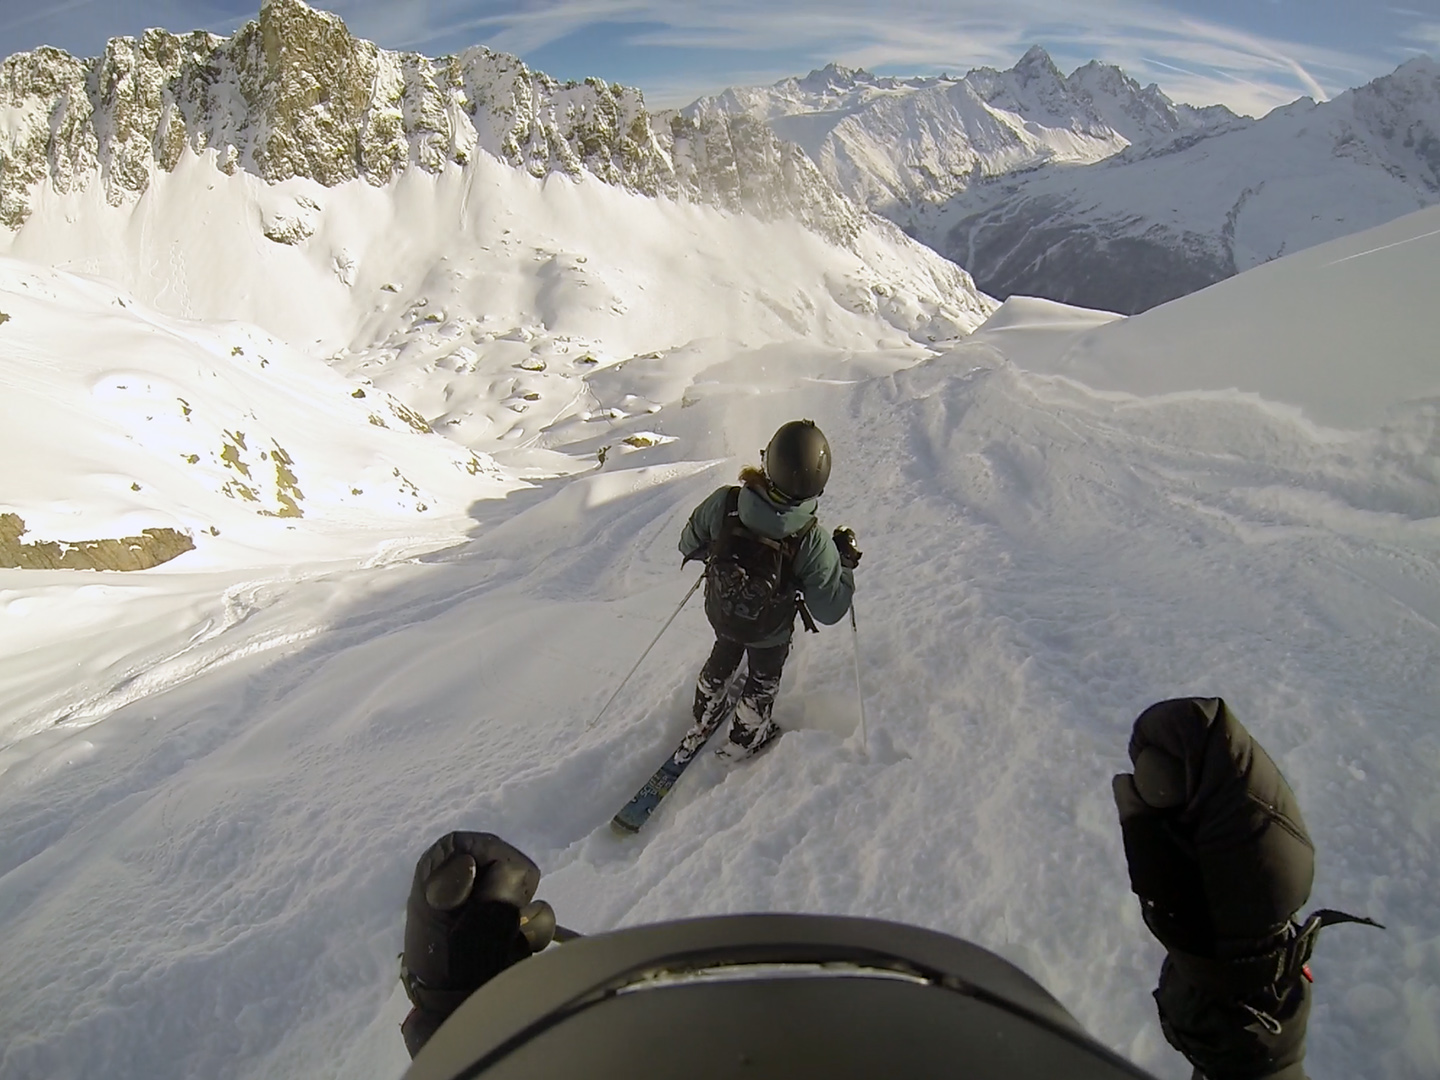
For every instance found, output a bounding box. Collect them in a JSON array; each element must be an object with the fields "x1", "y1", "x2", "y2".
[
  {"x1": 723, "y1": 485, "x2": 742, "y2": 519},
  {"x1": 723, "y1": 486, "x2": 782, "y2": 552},
  {"x1": 711, "y1": 486, "x2": 751, "y2": 561}
]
